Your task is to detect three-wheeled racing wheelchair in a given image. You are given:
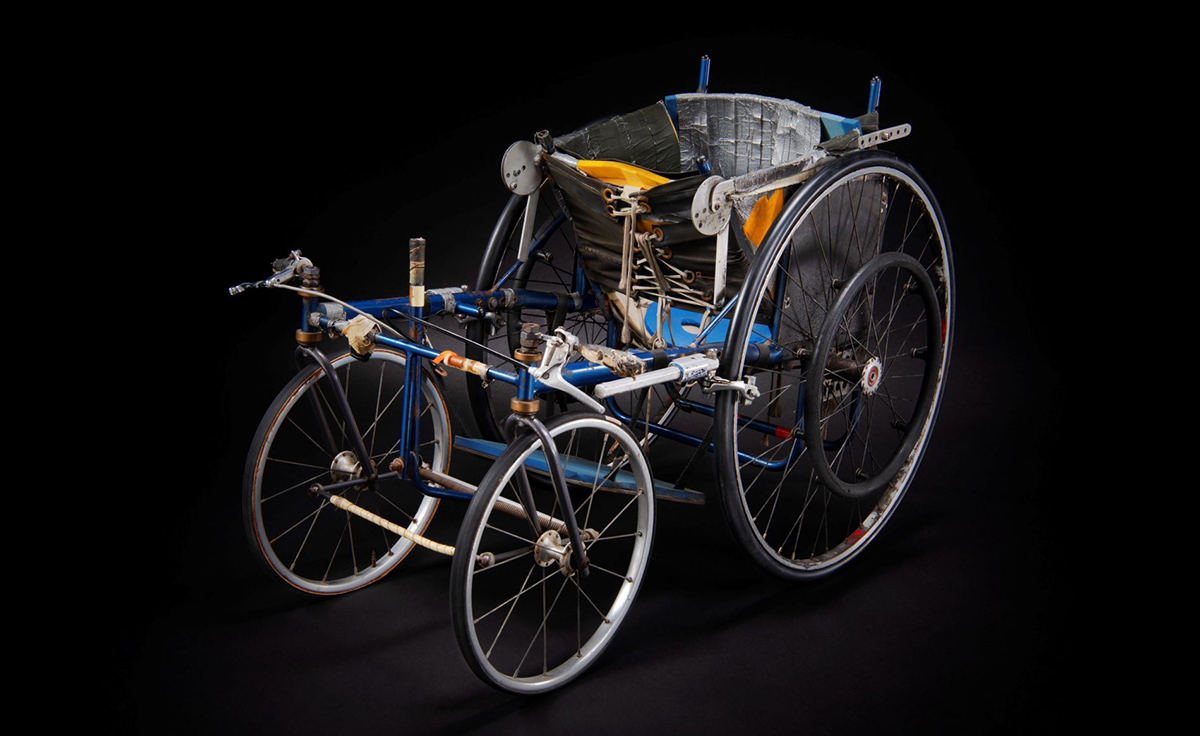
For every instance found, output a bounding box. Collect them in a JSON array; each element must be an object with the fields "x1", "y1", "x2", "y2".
[{"x1": 230, "y1": 65, "x2": 953, "y2": 694}]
